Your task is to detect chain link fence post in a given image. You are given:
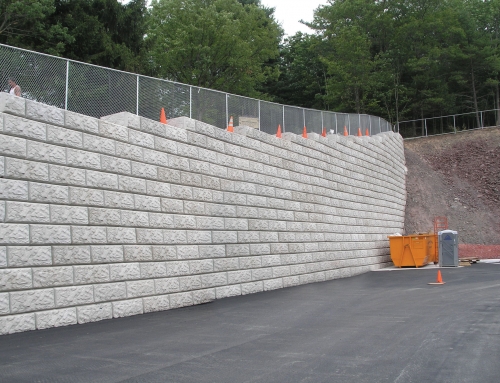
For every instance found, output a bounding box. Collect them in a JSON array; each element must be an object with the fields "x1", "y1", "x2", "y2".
[
  {"x1": 65, "y1": 61, "x2": 69, "y2": 110},
  {"x1": 136, "y1": 75, "x2": 139, "y2": 115}
]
